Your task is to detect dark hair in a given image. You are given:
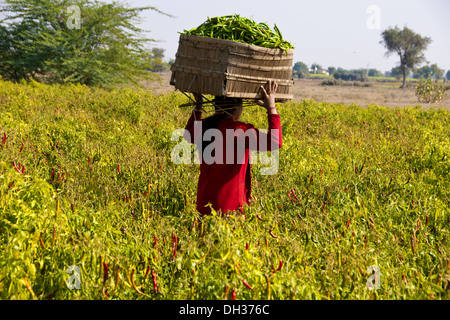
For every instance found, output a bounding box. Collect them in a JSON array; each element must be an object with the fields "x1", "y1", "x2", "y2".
[
  {"x1": 202, "y1": 97, "x2": 243, "y2": 134},
  {"x1": 200, "y1": 96, "x2": 242, "y2": 153}
]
